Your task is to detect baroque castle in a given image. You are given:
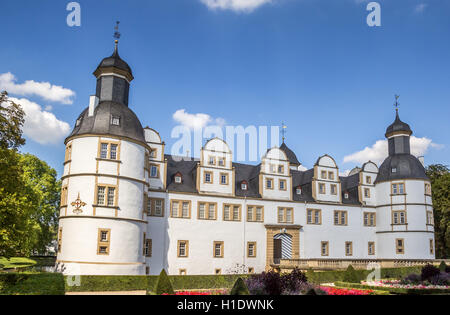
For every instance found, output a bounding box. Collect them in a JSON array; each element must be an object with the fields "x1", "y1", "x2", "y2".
[{"x1": 56, "y1": 42, "x2": 435, "y2": 275}]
